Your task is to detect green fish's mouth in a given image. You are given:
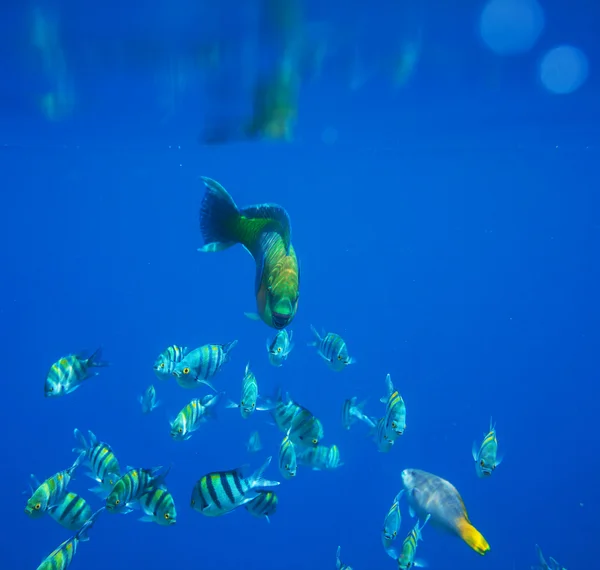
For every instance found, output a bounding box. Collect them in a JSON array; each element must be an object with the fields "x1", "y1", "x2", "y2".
[{"x1": 272, "y1": 310, "x2": 292, "y2": 329}]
